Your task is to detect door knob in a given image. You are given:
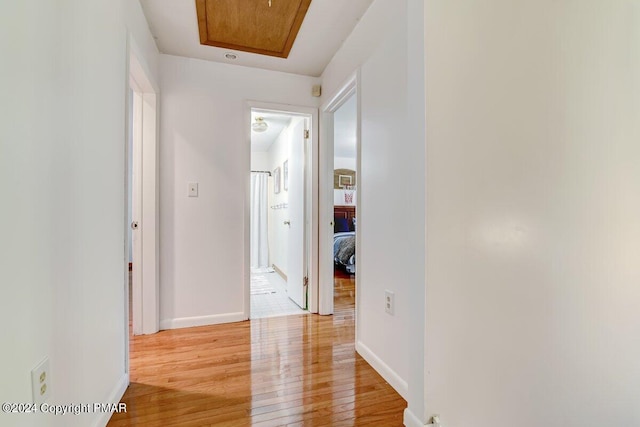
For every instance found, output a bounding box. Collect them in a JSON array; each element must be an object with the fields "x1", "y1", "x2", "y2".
[
  {"x1": 284, "y1": 220, "x2": 291, "y2": 226},
  {"x1": 131, "y1": 221, "x2": 139, "y2": 230}
]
